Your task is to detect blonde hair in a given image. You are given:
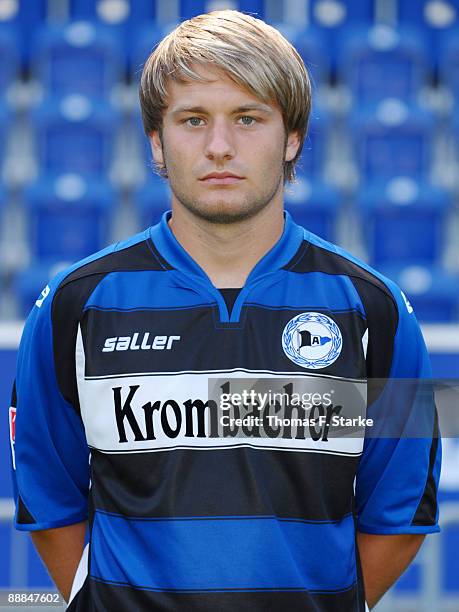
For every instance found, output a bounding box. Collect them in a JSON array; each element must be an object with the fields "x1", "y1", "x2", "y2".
[{"x1": 139, "y1": 10, "x2": 312, "y2": 183}]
